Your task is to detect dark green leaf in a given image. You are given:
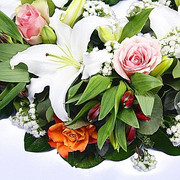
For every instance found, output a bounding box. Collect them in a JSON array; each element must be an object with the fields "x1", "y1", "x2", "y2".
[
  {"x1": 119, "y1": 8, "x2": 153, "y2": 42},
  {"x1": 135, "y1": 92, "x2": 155, "y2": 116},
  {"x1": 0, "y1": 11, "x2": 23, "y2": 43},
  {"x1": 46, "y1": 106, "x2": 54, "y2": 122},
  {"x1": 164, "y1": 75, "x2": 180, "y2": 91},
  {"x1": 0, "y1": 82, "x2": 26, "y2": 110},
  {"x1": 66, "y1": 93, "x2": 82, "y2": 104},
  {"x1": 0, "y1": 44, "x2": 29, "y2": 62},
  {"x1": 0, "y1": 102, "x2": 15, "y2": 119},
  {"x1": 24, "y1": 133, "x2": 51, "y2": 152},
  {"x1": 151, "y1": 129, "x2": 180, "y2": 156},
  {"x1": 77, "y1": 75, "x2": 111, "y2": 105},
  {"x1": 97, "y1": 112, "x2": 116, "y2": 150},
  {"x1": 115, "y1": 119, "x2": 127, "y2": 151},
  {"x1": 138, "y1": 95, "x2": 163, "y2": 135},
  {"x1": 99, "y1": 86, "x2": 117, "y2": 120},
  {"x1": 67, "y1": 100, "x2": 99, "y2": 125},
  {"x1": 164, "y1": 90, "x2": 177, "y2": 111},
  {"x1": 102, "y1": 0, "x2": 121, "y2": 5},
  {"x1": 117, "y1": 108, "x2": 139, "y2": 128},
  {"x1": 174, "y1": 92, "x2": 180, "y2": 114},
  {"x1": 131, "y1": 73, "x2": 163, "y2": 94},
  {"x1": 0, "y1": 61, "x2": 29, "y2": 82}
]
